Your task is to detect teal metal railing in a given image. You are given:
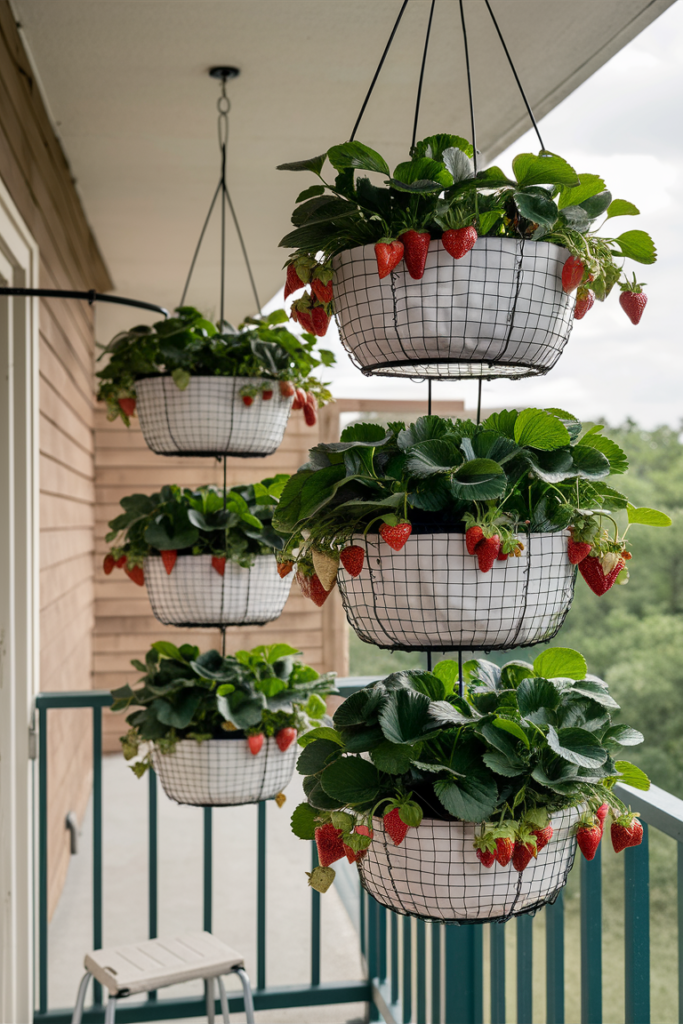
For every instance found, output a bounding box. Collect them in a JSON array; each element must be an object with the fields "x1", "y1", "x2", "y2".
[{"x1": 34, "y1": 685, "x2": 682, "y2": 1023}]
